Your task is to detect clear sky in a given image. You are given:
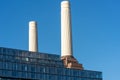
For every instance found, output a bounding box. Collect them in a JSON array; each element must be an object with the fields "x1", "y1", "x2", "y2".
[{"x1": 0, "y1": 0, "x2": 119, "y2": 80}]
